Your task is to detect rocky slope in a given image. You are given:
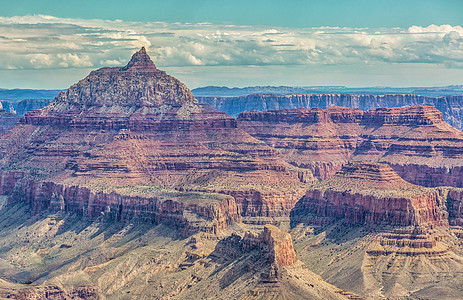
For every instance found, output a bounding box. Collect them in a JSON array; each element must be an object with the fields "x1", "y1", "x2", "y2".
[
  {"x1": 199, "y1": 93, "x2": 463, "y2": 130},
  {"x1": 0, "y1": 48, "x2": 311, "y2": 233},
  {"x1": 290, "y1": 163, "x2": 463, "y2": 299},
  {"x1": 238, "y1": 105, "x2": 463, "y2": 186},
  {"x1": 0, "y1": 205, "x2": 356, "y2": 300}
]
